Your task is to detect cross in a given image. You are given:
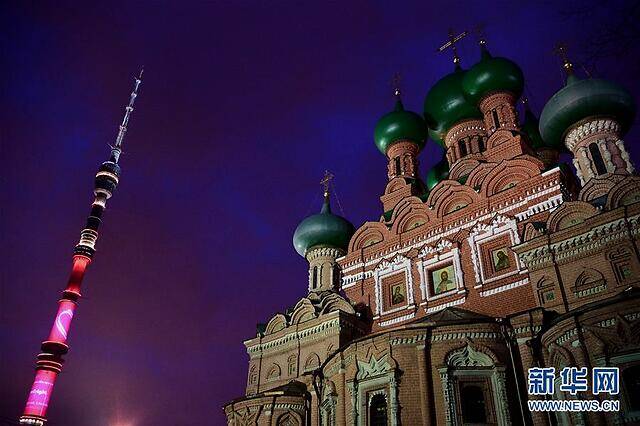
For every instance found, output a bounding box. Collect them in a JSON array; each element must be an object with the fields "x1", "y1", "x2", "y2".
[
  {"x1": 553, "y1": 43, "x2": 573, "y2": 74},
  {"x1": 437, "y1": 29, "x2": 469, "y2": 65},
  {"x1": 320, "y1": 170, "x2": 334, "y2": 196},
  {"x1": 392, "y1": 72, "x2": 402, "y2": 98}
]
